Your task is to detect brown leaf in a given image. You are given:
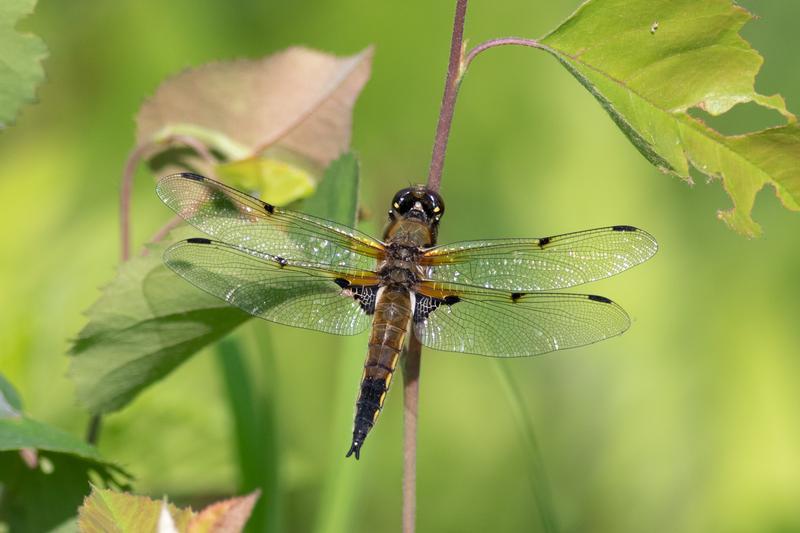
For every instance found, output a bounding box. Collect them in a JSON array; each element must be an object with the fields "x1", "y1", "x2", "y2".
[
  {"x1": 188, "y1": 490, "x2": 261, "y2": 533},
  {"x1": 135, "y1": 46, "x2": 373, "y2": 169}
]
